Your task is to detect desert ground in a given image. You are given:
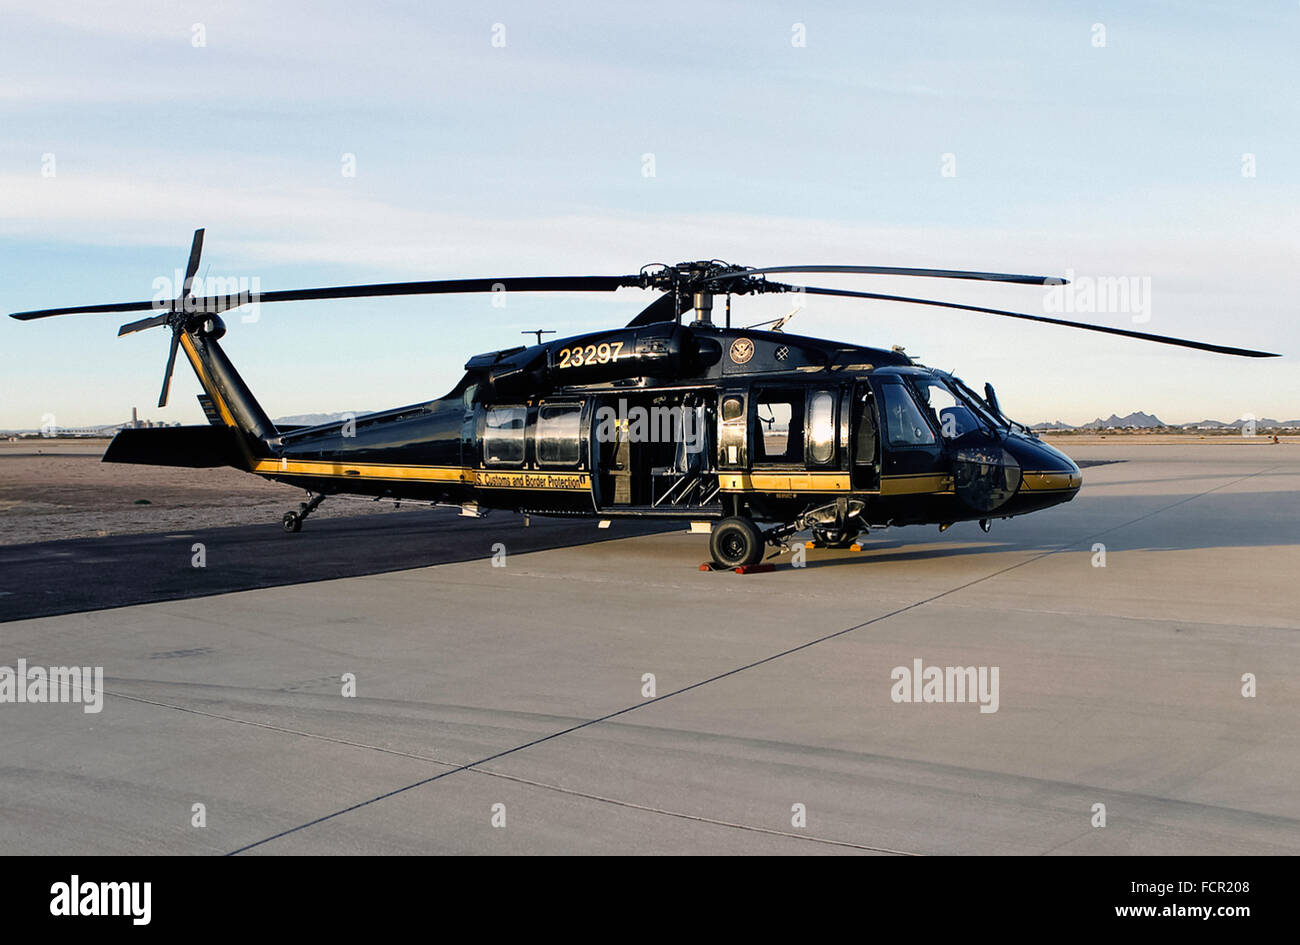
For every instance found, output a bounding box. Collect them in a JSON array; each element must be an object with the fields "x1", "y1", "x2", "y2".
[{"x1": 0, "y1": 438, "x2": 399, "y2": 545}]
